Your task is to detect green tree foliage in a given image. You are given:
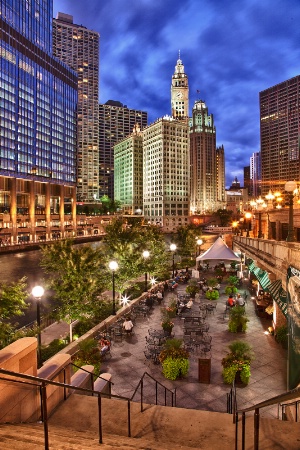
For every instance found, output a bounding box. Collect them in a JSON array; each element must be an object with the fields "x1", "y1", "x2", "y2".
[
  {"x1": 102, "y1": 219, "x2": 169, "y2": 293},
  {"x1": 0, "y1": 277, "x2": 29, "y2": 348},
  {"x1": 40, "y1": 240, "x2": 109, "y2": 340},
  {"x1": 174, "y1": 224, "x2": 202, "y2": 257},
  {"x1": 213, "y1": 209, "x2": 233, "y2": 227}
]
